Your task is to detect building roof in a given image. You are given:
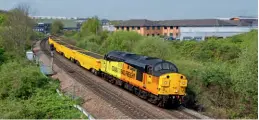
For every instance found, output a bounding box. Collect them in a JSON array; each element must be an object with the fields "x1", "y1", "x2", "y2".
[
  {"x1": 115, "y1": 18, "x2": 254, "y2": 27},
  {"x1": 116, "y1": 19, "x2": 160, "y2": 27},
  {"x1": 159, "y1": 19, "x2": 238, "y2": 27},
  {"x1": 223, "y1": 20, "x2": 251, "y2": 26}
]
